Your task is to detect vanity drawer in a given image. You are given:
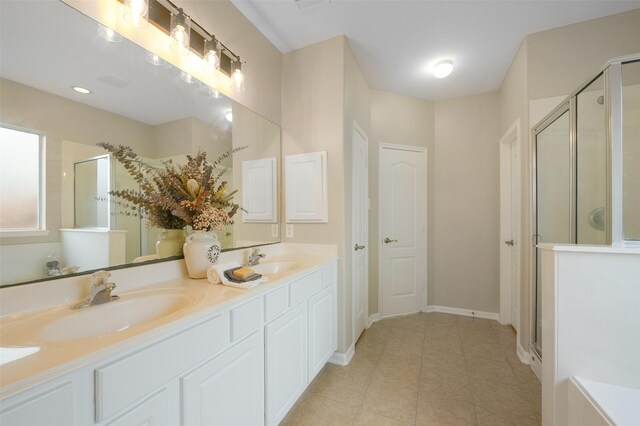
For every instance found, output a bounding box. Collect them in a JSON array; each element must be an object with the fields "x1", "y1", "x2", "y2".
[
  {"x1": 230, "y1": 298, "x2": 262, "y2": 343},
  {"x1": 264, "y1": 286, "x2": 289, "y2": 322},
  {"x1": 95, "y1": 315, "x2": 225, "y2": 421},
  {"x1": 289, "y1": 270, "x2": 323, "y2": 307}
]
